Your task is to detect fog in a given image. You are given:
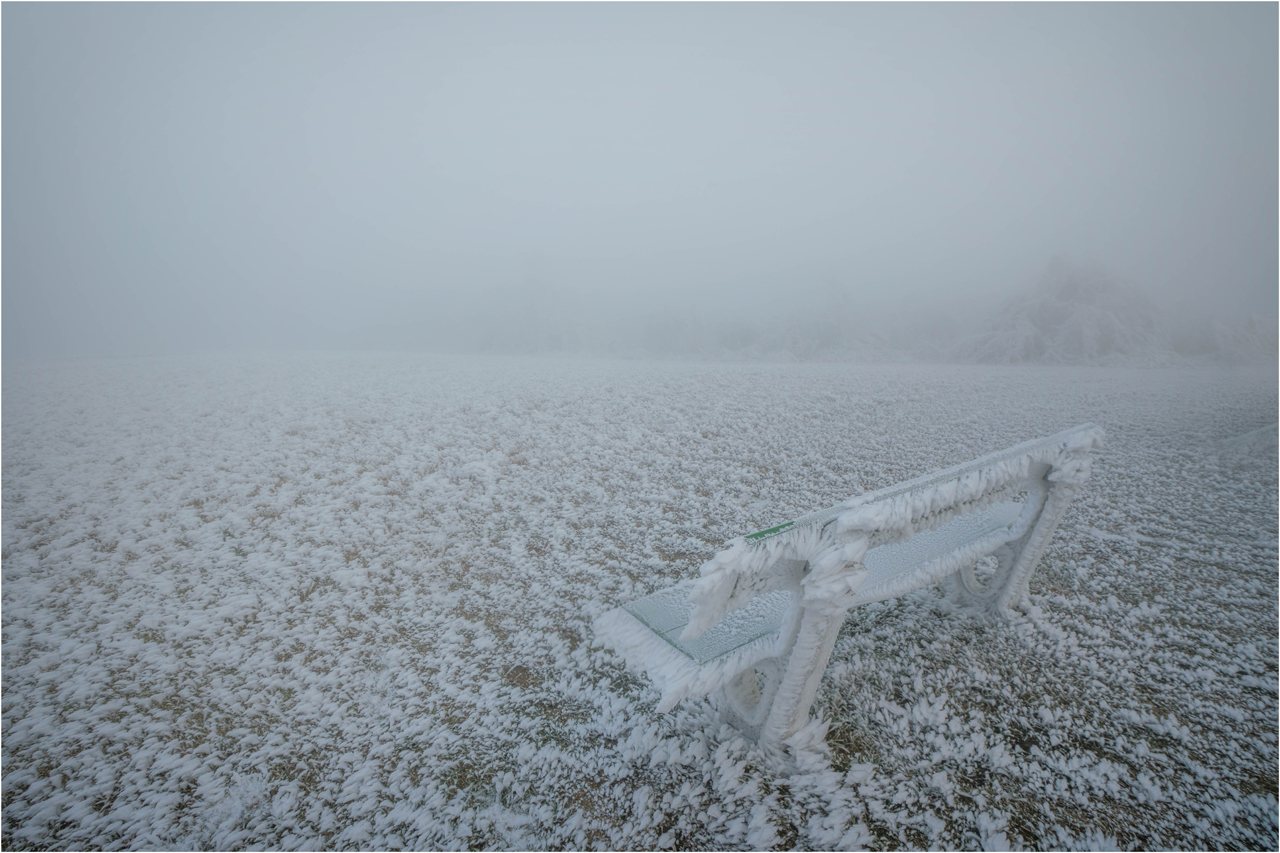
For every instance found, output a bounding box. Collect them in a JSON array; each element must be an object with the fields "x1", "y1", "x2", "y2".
[{"x1": 4, "y1": 3, "x2": 1276, "y2": 361}]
